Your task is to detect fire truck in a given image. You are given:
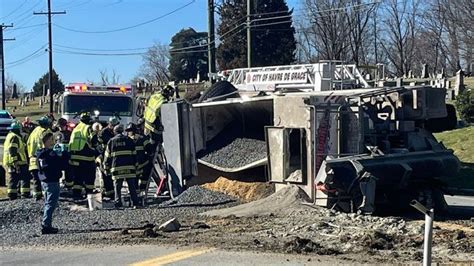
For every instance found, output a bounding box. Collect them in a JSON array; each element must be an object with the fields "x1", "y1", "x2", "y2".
[{"x1": 57, "y1": 83, "x2": 141, "y2": 127}]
